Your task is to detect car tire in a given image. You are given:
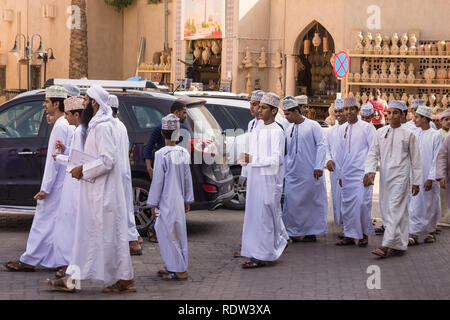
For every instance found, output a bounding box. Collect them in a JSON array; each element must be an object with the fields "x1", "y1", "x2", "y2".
[
  {"x1": 224, "y1": 166, "x2": 246, "y2": 210},
  {"x1": 132, "y1": 178, "x2": 155, "y2": 237}
]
